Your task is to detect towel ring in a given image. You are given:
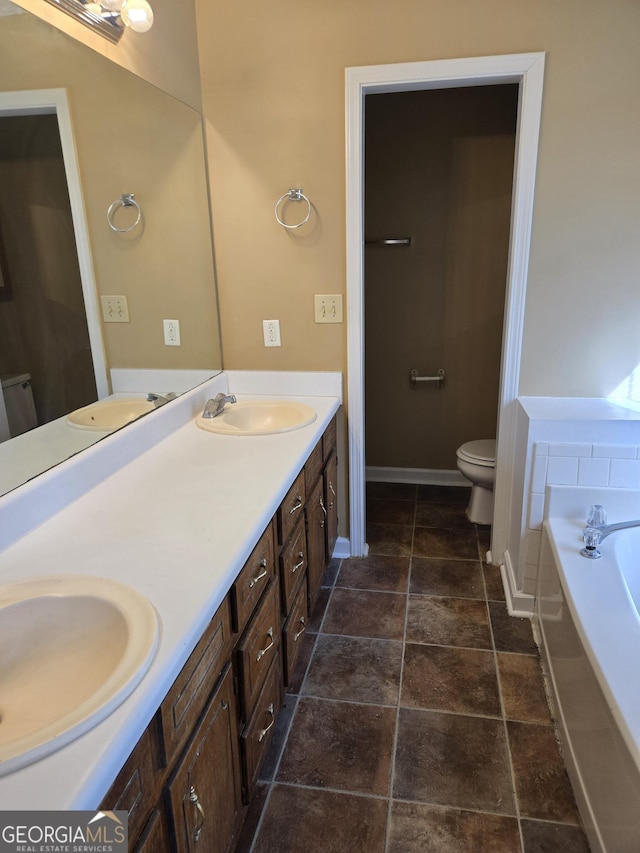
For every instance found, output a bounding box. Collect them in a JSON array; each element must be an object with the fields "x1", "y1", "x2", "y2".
[
  {"x1": 107, "y1": 193, "x2": 142, "y2": 233},
  {"x1": 274, "y1": 188, "x2": 311, "y2": 229}
]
